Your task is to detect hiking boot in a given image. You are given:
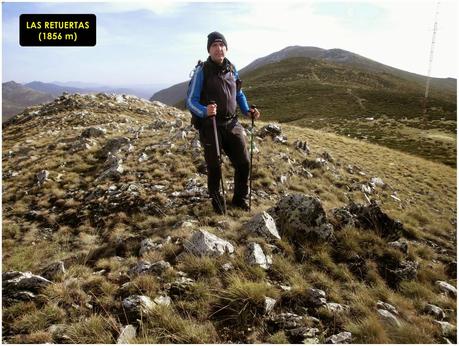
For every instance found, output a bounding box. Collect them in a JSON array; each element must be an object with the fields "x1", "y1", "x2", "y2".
[
  {"x1": 211, "y1": 195, "x2": 226, "y2": 214},
  {"x1": 232, "y1": 197, "x2": 249, "y2": 211}
]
